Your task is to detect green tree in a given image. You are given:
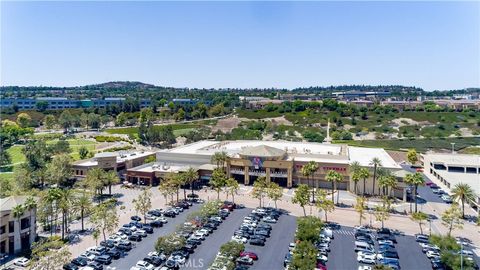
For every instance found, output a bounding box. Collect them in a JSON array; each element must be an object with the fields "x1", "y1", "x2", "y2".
[
  {"x1": 411, "y1": 211, "x2": 428, "y2": 234},
  {"x1": 266, "y1": 182, "x2": 283, "y2": 208},
  {"x1": 407, "y1": 149, "x2": 418, "y2": 165},
  {"x1": 441, "y1": 204, "x2": 464, "y2": 236},
  {"x1": 451, "y1": 183, "x2": 475, "y2": 218},
  {"x1": 359, "y1": 167, "x2": 370, "y2": 196},
  {"x1": 133, "y1": 189, "x2": 152, "y2": 222},
  {"x1": 210, "y1": 168, "x2": 227, "y2": 200},
  {"x1": 90, "y1": 201, "x2": 119, "y2": 241},
  {"x1": 219, "y1": 241, "x2": 245, "y2": 260},
  {"x1": 46, "y1": 154, "x2": 73, "y2": 186},
  {"x1": 58, "y1": 110, "x2": 73, "y2": 131},
  {"x1": 315, "y1": 190, "x2": 335, "y2": 222},
  {"x1": 404, "y1": 172, "x2": 425, "y2": 213},
  {"x1": 115, "y1": 112, "x2": 127, "y2": 126},
  {"x1": 78, "y1": 146, "x2": 90, "y2": 160},
  {"x1": 350, "y1": 161, "x2": 362, "y2": 194},
  {"x1": 325, "y1": 170, "x2": 343, "y2": 204},
  {"x1": 355, "y1": 196, "x2": 368, "y2": 226},
  {"x1": 73, "y1": 191, "x2": 92, "y2": 232},
  {"x1": 85, "y1": 168, "x2": 106, "y2": 195},
  {"x1": 0, "y1": 148, "x2": 11, "y2": 166},
  {"x1": 43, "y1": 115, "x2": 57, "y2": 130},
  {"x1": 225, "y1": 177, "x2": 240, "y2": 204},
  {"x1": 104, "y1": 171, "x2": 120, "y2": 195},
  {"x1": 16, "y1": 112, "x2": 32, "y2": 128},
  {"x1": 155, "y1": 234, "x2": 186, "y2": 255},
  {"x1": 183, "y1": 167, "x2": 198, "y2": 196},
  {"x1": 370, "y1": 157, "x2": 382, "y2": 196},
  {"x1": 251, "y1": 176, "x2": 268, "y2": 207},
  {"x1": 378, "y1": 170, "x2": 396, "y2": 197},
  {"x1": 292, "y1": 184, "x2": 310, "y2": 216},
  {"x1": 301, "y1": 161, "x2": 319, "y2": 203},
  {"x1": 374, "y1": 204, "x2": 390, "y2": 229},
  {"x1": 211, "y1": 151, "x2": 229, "y2": 171},
  {"x1": 290, "y1": 240, "x2": 317, "y2": 270}
]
